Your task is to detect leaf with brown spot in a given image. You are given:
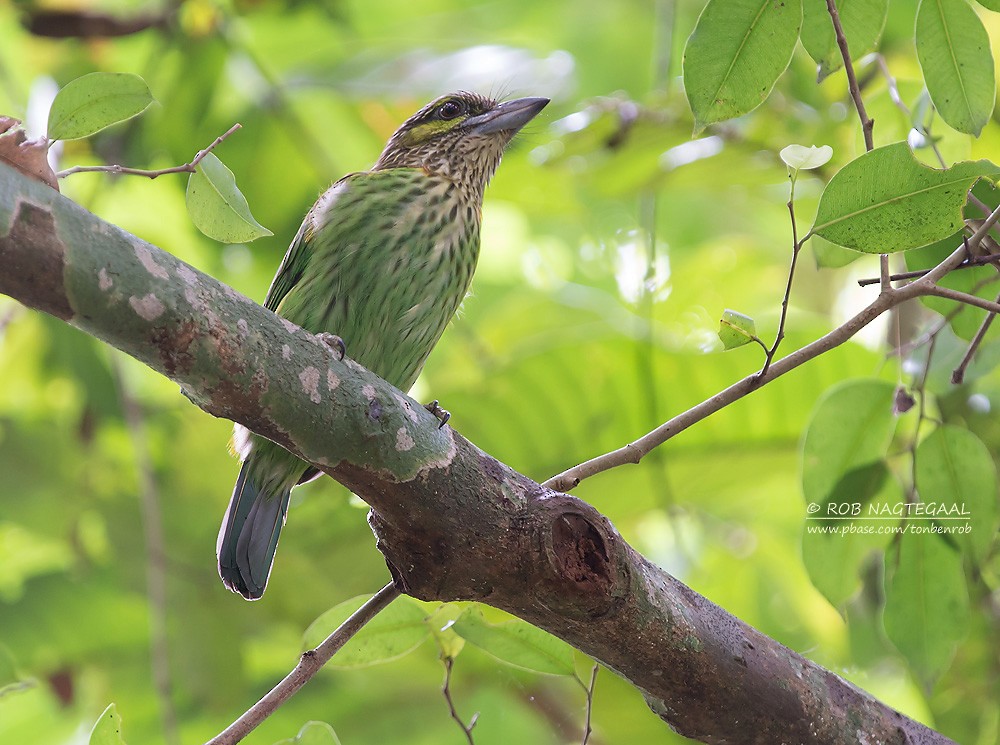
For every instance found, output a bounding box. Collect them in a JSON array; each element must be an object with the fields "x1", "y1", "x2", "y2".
[{"x1": 0, "y1": 117, "x2": 58, "y2": 191}]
